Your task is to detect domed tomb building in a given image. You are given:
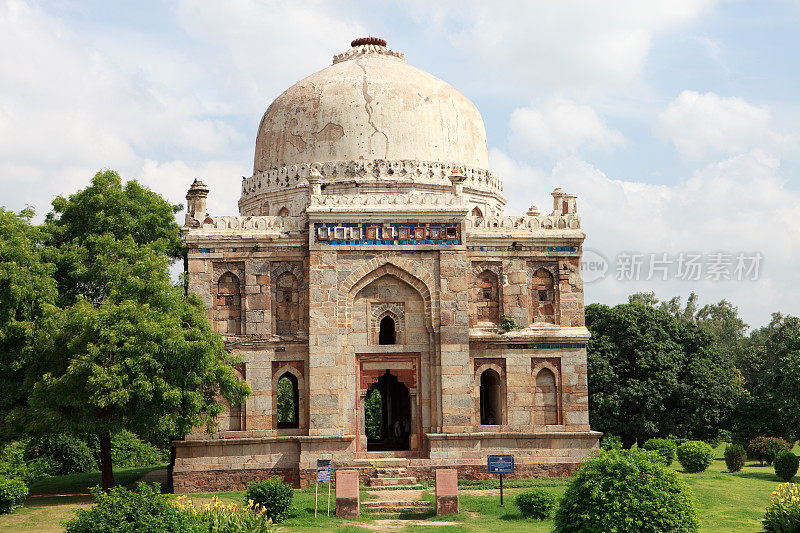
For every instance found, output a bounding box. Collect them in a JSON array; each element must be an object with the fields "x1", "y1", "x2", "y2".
[{"x1": 174, "y1": 38, "x2": 600, "y2": 491}]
